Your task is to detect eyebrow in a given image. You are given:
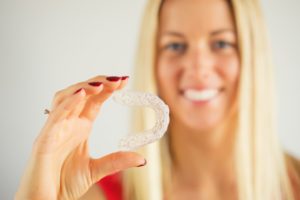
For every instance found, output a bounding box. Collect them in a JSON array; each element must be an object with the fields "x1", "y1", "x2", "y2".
[
  {"x1": 211, "y1": 29, "x2": 235, "y2": 36},
  {"x1": 161, "y1": 29, "x2": 235, "y2": 37},
  {"x1": 161, "y1": 31, "x2": 185, "y2": 38}
]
